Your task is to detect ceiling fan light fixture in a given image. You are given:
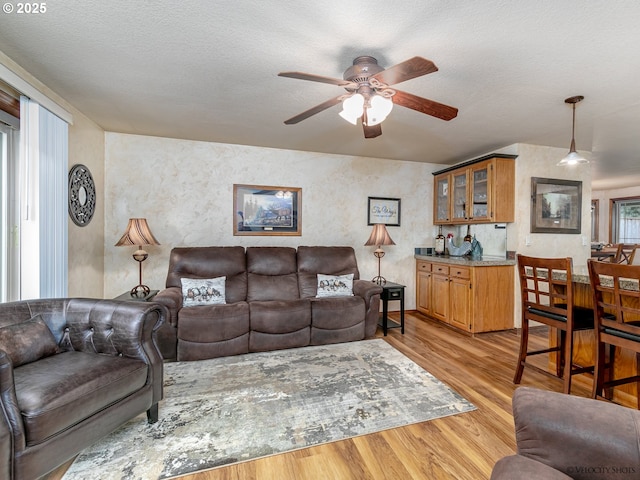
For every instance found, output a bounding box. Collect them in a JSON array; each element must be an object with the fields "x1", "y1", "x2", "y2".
[
  {"x1": 366, "y1": 95, "x2": 394, "y2": 126},
  {"x1": 339, "y1": 93, "x2": 365, "y2": 125},
  {"x1": 558, "y1": 95, "x2": 589, "y2": 166}
]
